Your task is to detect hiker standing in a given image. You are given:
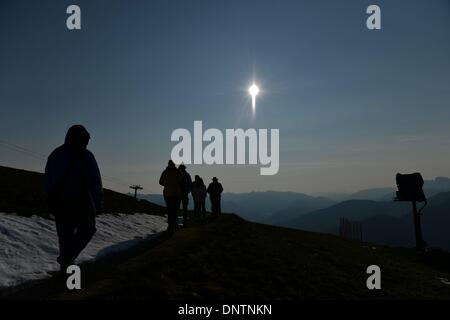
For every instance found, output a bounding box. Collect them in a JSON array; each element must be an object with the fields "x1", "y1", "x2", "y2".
[
  {"x1": 207, "y1": 177, "x2": 223, "y2": 217},
  {"x1": 159, "y1": 160, "x2": 182, "y2": 237},
  {"x1": 44, "y1": 125, "x2": 103, "y2": 271},
  {"x1": 178, "y1": 164, "x2": 192, "y2": 226},
  {"x1": 192, "y1": 175, "x2": 207, "y2": 218}
]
